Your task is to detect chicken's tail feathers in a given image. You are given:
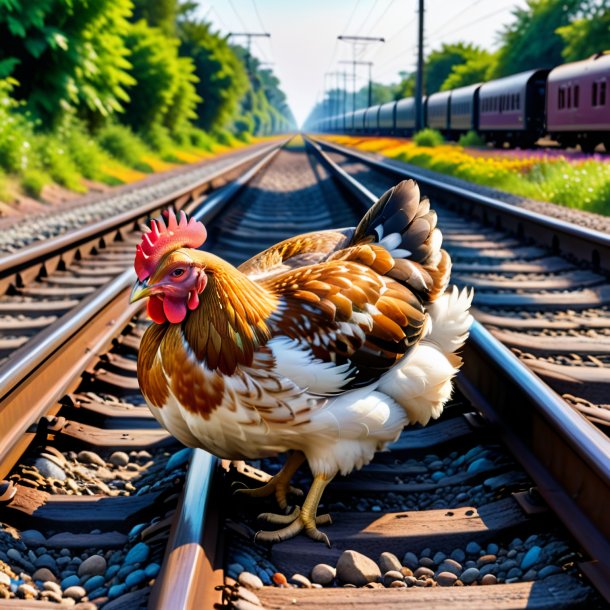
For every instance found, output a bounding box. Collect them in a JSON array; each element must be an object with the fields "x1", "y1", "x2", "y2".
[{"x1": 350, "y1": 180, "x2": 450, "y2": 302}]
